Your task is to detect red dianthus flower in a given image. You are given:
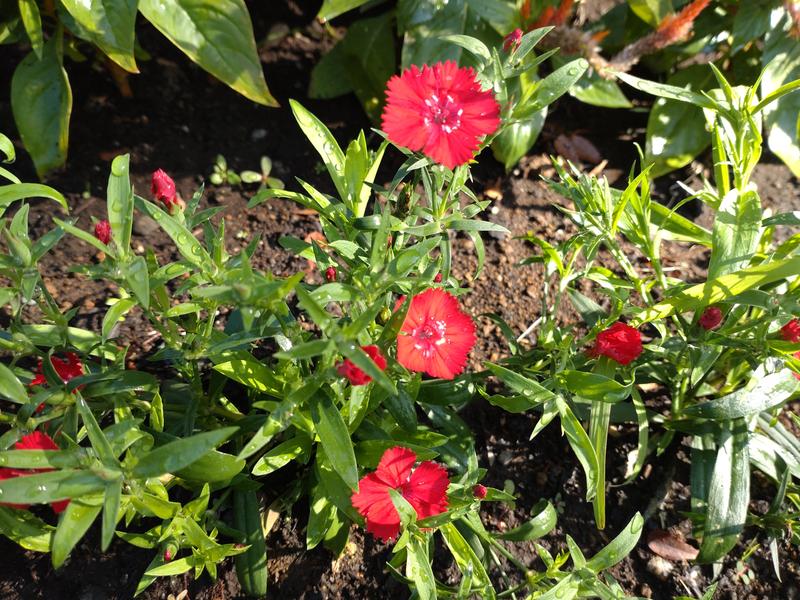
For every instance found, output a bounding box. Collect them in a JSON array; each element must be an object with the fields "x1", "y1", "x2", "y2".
[
  {"x1": 588, "y1": 322, "x2": 642, "y2": 366},
  {"x1": 29, "y1": 352, "x2": 84, "y2": 388},
  {"x1": 381, "y1": 62, "x2": 500, "y2": 170},
  {"x1": 396, "y1": 288, "x2": 476, "y2": 380},
  {"x1": 337, "y1": 345, "x2": 387, "y2": 386},
  {"x1": 781, "y1": 319, "x2": 800, "y2": 343},
  {"x1": 151, "y1": 169, "x2": 184, "y2": 212},
  {"x1": 351, "y1": 446, "x2": 449, "y2": 542}
]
